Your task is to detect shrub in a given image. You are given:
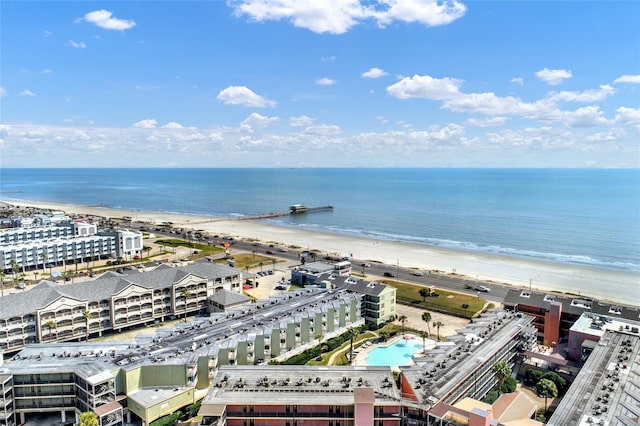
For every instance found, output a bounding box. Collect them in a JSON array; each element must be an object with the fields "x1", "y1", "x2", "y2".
[
  {"x1": 501, "y1": 377, "x2": 517, "y2": 393},
  {"x1": 150, "y1": 410, "x2": 182, "y2": 426},
  {"x1": 542, "y1": 371, "x2": 567, "y2": 393},
  {"x1": 482, "y1": 389, "x2": 500, "y2": 404},
  {"x1": 525, "y1": 368, "x2": 544, "y2": 385}
]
